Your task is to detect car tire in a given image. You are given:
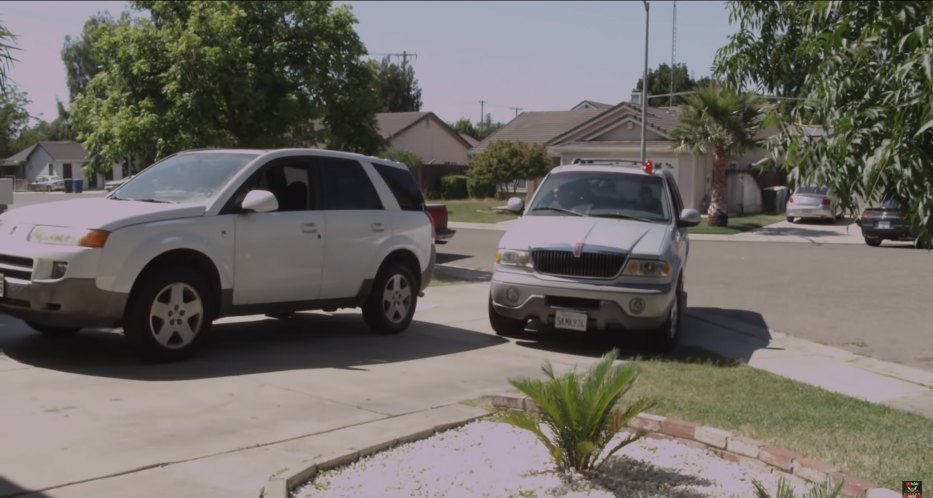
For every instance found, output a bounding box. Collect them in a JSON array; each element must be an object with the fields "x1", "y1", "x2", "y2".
[
  {"x1": 25, "y1": 321, "x2": 80, "y2": 337},
  {"x1": 649, "y1": 277, "x2": 683, "y2": 353},
  {"x1": 487, "y1": 296, "x2": 526, "y2": 336},
  {"x1": 914, "y1": 236, "x2": 931, "y2": 249},
  {"x1": 786, "y1": 216, "x2": 794, "y2": 223},
  {"x1": 362, "y1": 262, "x2": 417, "y2": 334},
  {"x1": 123, "y1": 268, "x2": 214, "y2": 361},
  {"x1": 864, "y1": 237, "x2": 882, "y2": 247}
]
